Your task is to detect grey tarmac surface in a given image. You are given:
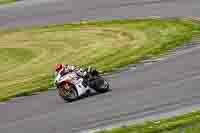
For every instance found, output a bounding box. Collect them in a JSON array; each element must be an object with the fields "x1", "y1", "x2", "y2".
[
  {"x1": 0, "y1": 0, "x2": 200, "y2": 29},
  {"x1": 1, "y1": 0, "x2": 200, "y2": 133}
]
